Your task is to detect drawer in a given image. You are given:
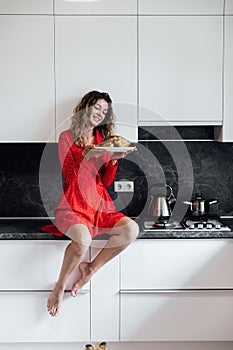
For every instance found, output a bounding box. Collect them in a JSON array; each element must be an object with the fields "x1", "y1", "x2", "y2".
[
  {"x1": 120, "y1": 290, "x2": 233, "y2": 341},
  {"x1": 0, "y1": 291, "x2": 90, "y2": 342},
  {"x1": 0, "y1": 241, "x2": 90, "y2": 290},
  {"x1": 120, "y1": 240, "x2": 233, "y2": 289}
]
